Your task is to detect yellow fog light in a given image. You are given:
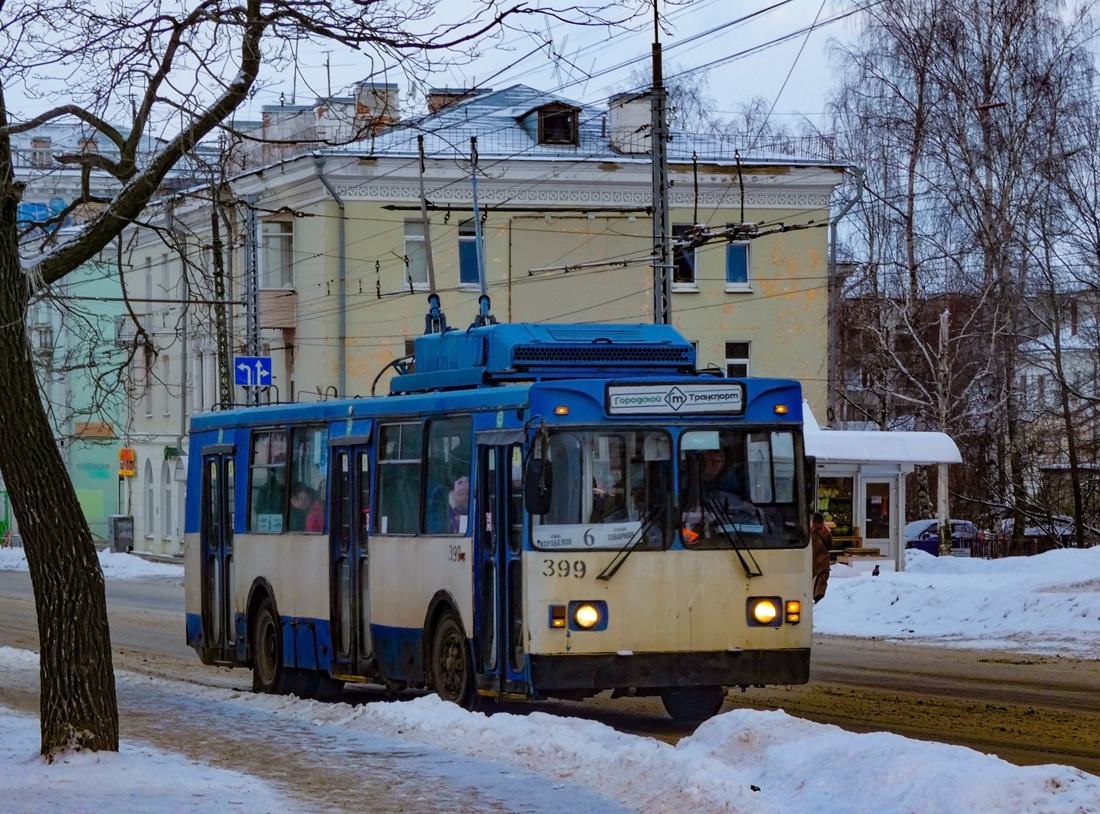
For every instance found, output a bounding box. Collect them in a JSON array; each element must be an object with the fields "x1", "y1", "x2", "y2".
[
  {"x1": 573, "y1": 603, "x2": 600, "y2": 629},
  {"x1": 774, "y1": 404, "x2": 789, "y2": 414},
  {"x1": 554, "y1": 405, "x2": 569, "y2": 416},
  {"x1": 785, "y1": 600, "x2": 801, "y2": 624},
  {"x1": 549, "y1": 604, "x2": 567, "y2": 628}
]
